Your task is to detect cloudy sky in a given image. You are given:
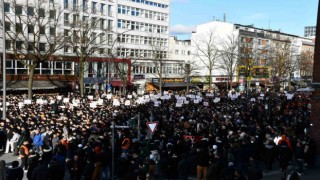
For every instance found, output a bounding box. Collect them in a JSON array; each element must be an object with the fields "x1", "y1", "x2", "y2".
[{"x1": 170, "y1": 0, "x2": 318, "y2": 39}]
